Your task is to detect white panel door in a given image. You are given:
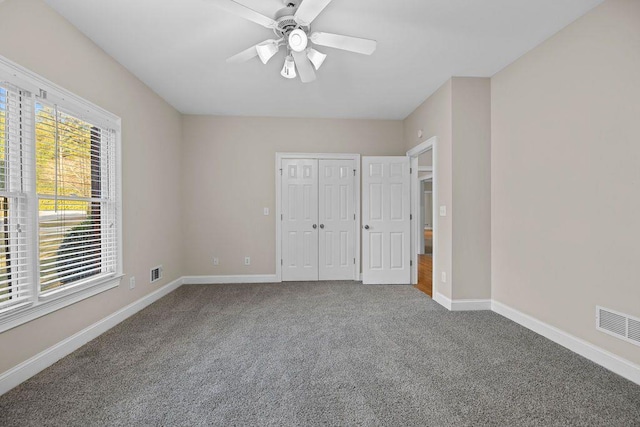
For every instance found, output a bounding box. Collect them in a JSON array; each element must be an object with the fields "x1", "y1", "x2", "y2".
[
  {"x1": 318, "y1": 159, "x2": 355, "y2": 280},
  {"x1": 282, "y1": 159, "x2": 319, "y2": 281},
  {"x1": 362, "y1": 156, "x2": 411, "y2": 284}
]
